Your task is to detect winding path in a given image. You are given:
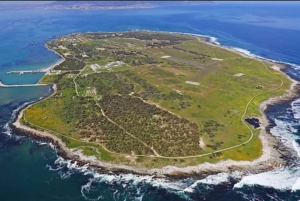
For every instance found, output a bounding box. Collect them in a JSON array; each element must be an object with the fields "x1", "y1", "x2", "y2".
[
  {"x1": 72, "y1": 69, "x2": 161, "y2": 157},
  {"x1": 97, "y1": 104, "x2": 161, "y2": 157},
  {"x1": 19, "y1": 38, "x2": 285, "y2": 159}
]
